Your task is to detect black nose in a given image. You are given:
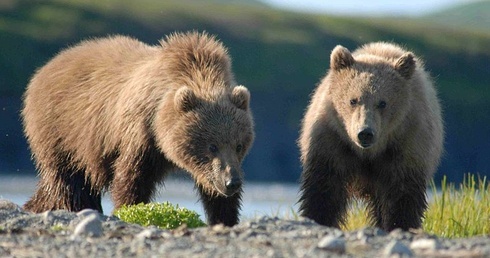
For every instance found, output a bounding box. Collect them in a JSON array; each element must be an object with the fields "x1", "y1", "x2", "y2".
[
  {"x1": 225, "y1": 177, "x2": 242, "y2": 193},
  {"x1": 358, "y1": 128, "x2": 374, "y2": 147}
]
